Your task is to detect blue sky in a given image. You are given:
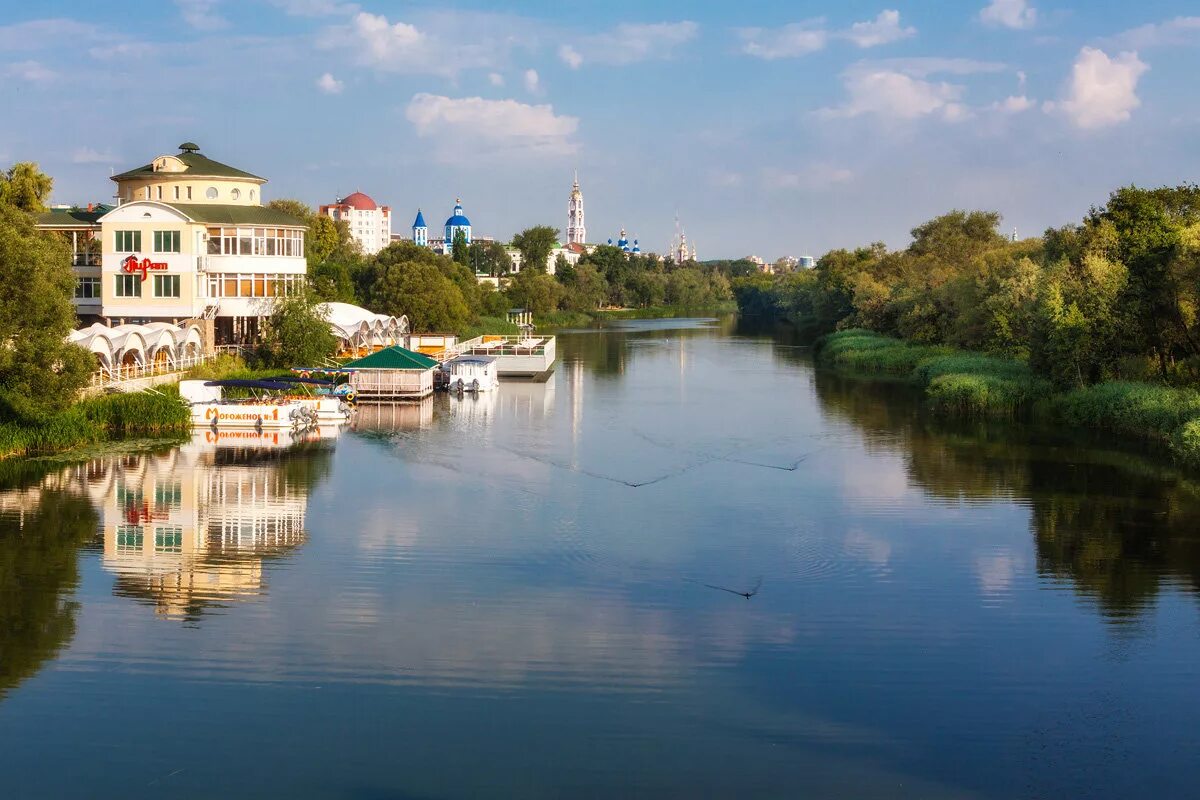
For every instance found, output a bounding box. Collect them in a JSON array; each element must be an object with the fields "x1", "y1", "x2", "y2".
[{"x1": 2, "y1": 0, "x2": 1198, "y2": 259}]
